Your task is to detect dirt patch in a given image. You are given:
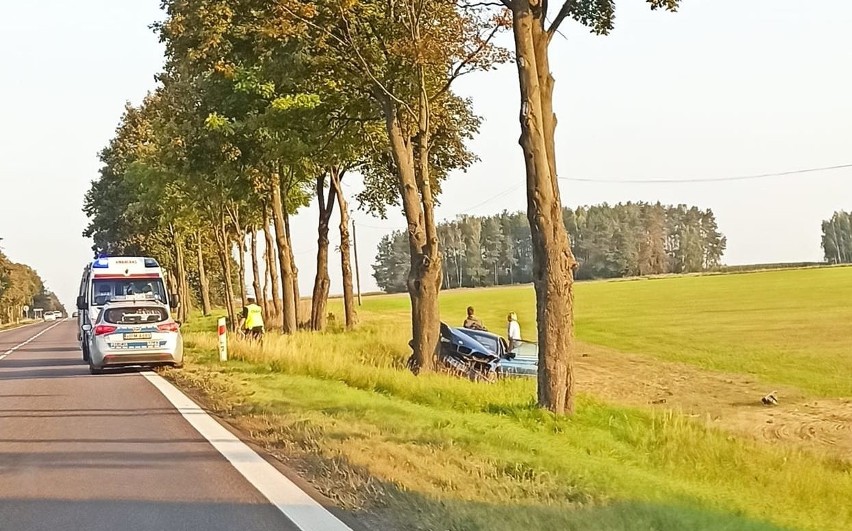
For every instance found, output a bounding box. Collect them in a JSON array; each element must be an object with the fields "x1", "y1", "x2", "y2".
[{"x1": 575, "y1": 342, "x2": 852, "y2": 461}]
